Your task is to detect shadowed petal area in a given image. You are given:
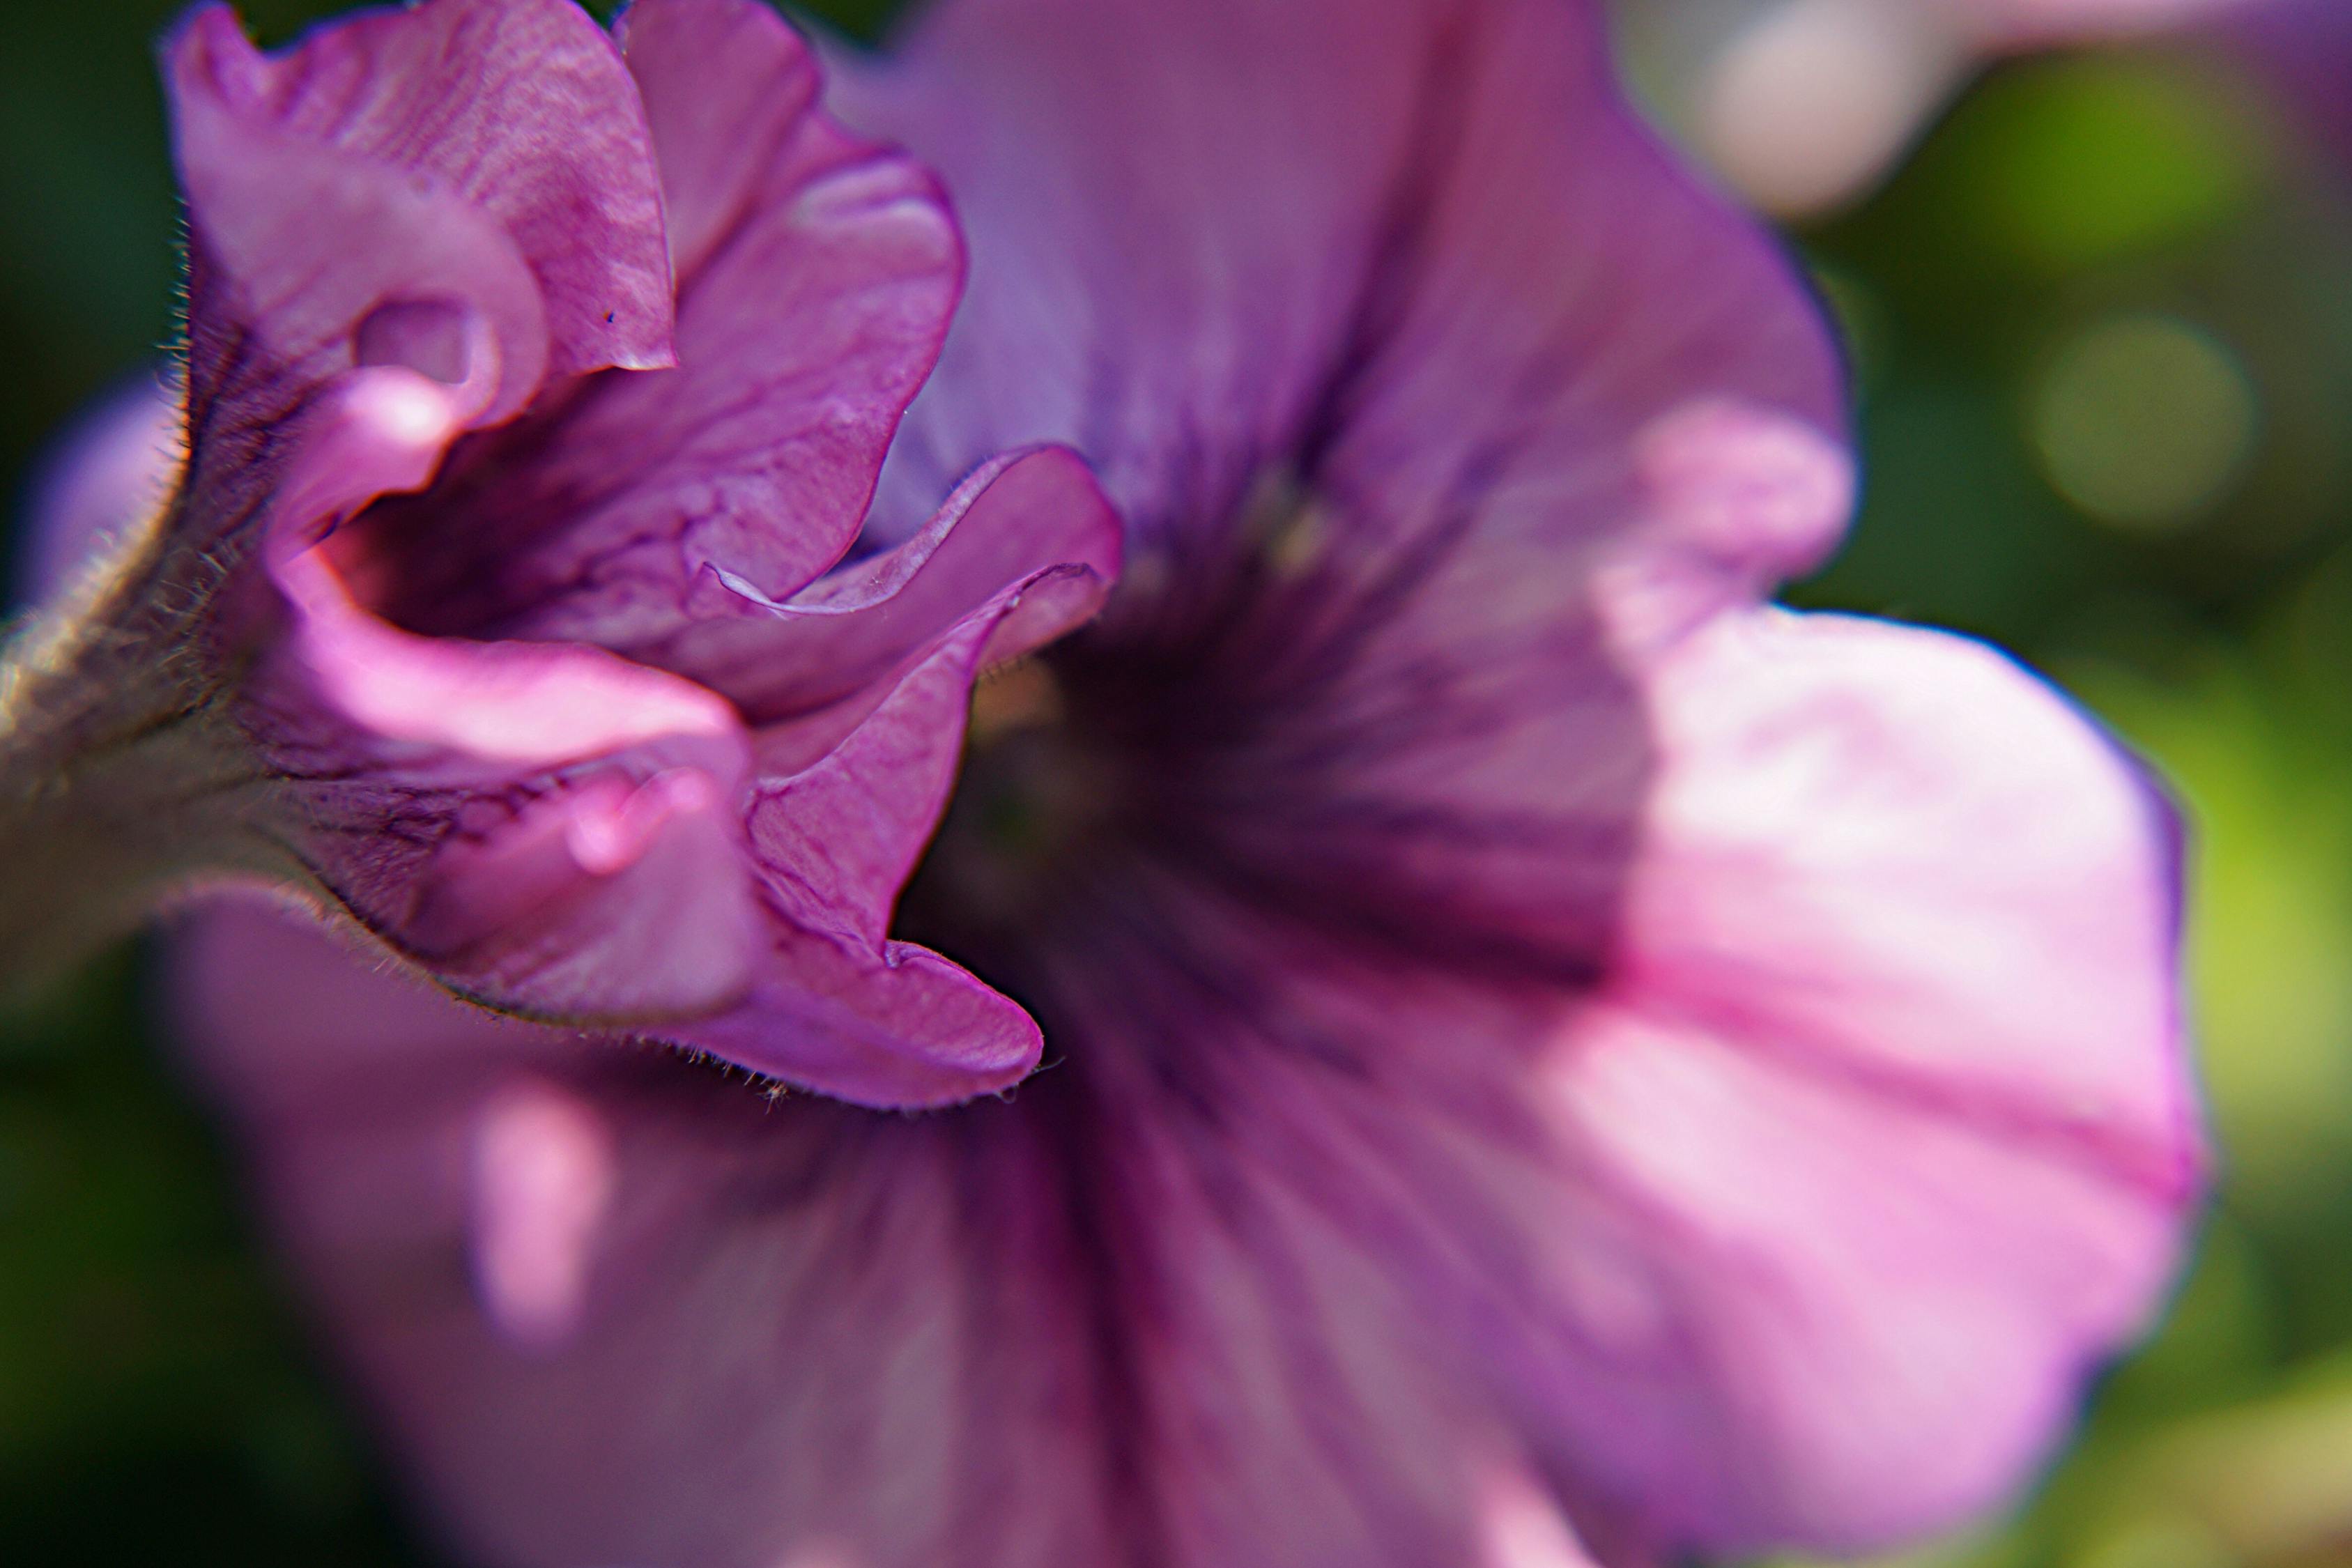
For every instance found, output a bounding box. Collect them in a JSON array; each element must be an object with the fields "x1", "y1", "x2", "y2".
[
  {"x1": 838, "y1": 0, "x2": 1845, "y2": 971},
  {"x1": 672, "y1": 559, "x2": 1116, "y2": 1108},
  {"x1": 225, "y1": 364, "x2": 765, "y2": 1027},
  {"x1": 841, "y1": 0, "x2": 1842, "y2": 564},
  {"x1": 340, "y1": 0, "x2": 965, "y2": 651},
  {"x1": 177, "y1": 901, "x2": 1568, "y2": 1568},
  {"x1": 677, "y1": 446, "x2": 1125, "y2": 724}
]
